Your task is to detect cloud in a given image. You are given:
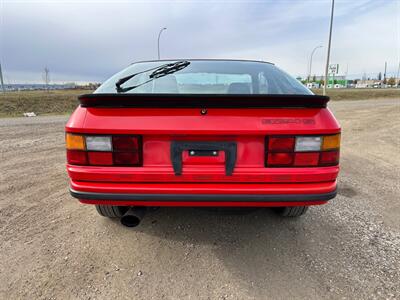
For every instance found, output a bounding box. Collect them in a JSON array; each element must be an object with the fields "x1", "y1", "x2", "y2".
[{"x1": 0, "y1": 0, "x2": 398, "y2": 83}]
